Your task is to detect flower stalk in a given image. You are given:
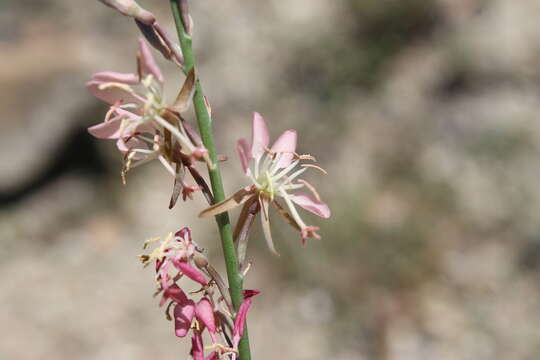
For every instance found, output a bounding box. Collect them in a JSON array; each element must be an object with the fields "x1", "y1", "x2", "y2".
[{"x1": 169, "y1": 1, "x2": 252, "y2": 359}]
